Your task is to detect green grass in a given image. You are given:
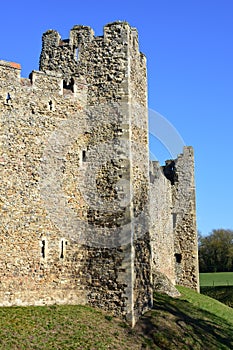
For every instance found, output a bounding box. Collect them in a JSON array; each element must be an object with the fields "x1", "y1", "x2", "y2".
[
  {"x1": 200, "y1": 272, "x2": 233, "y2": 308},
  {"x1": 201, "y1": 286, "x2": 233, "y2": 308},
  {"x1": 0, "y1": 305, "x2": 141, "y2": 350},
  {"x1": 0, "y1": 288, "x2": 232, "y2": 349},
  {"x1": 177, "y1": 286, "x2": 233, "y2": 325},
  {"x1": 135, "y1": 287, "x2": 233, "y2": 349},
  {"x1": 200, "y1": 272, "x2": 233, "y2": 286}
]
